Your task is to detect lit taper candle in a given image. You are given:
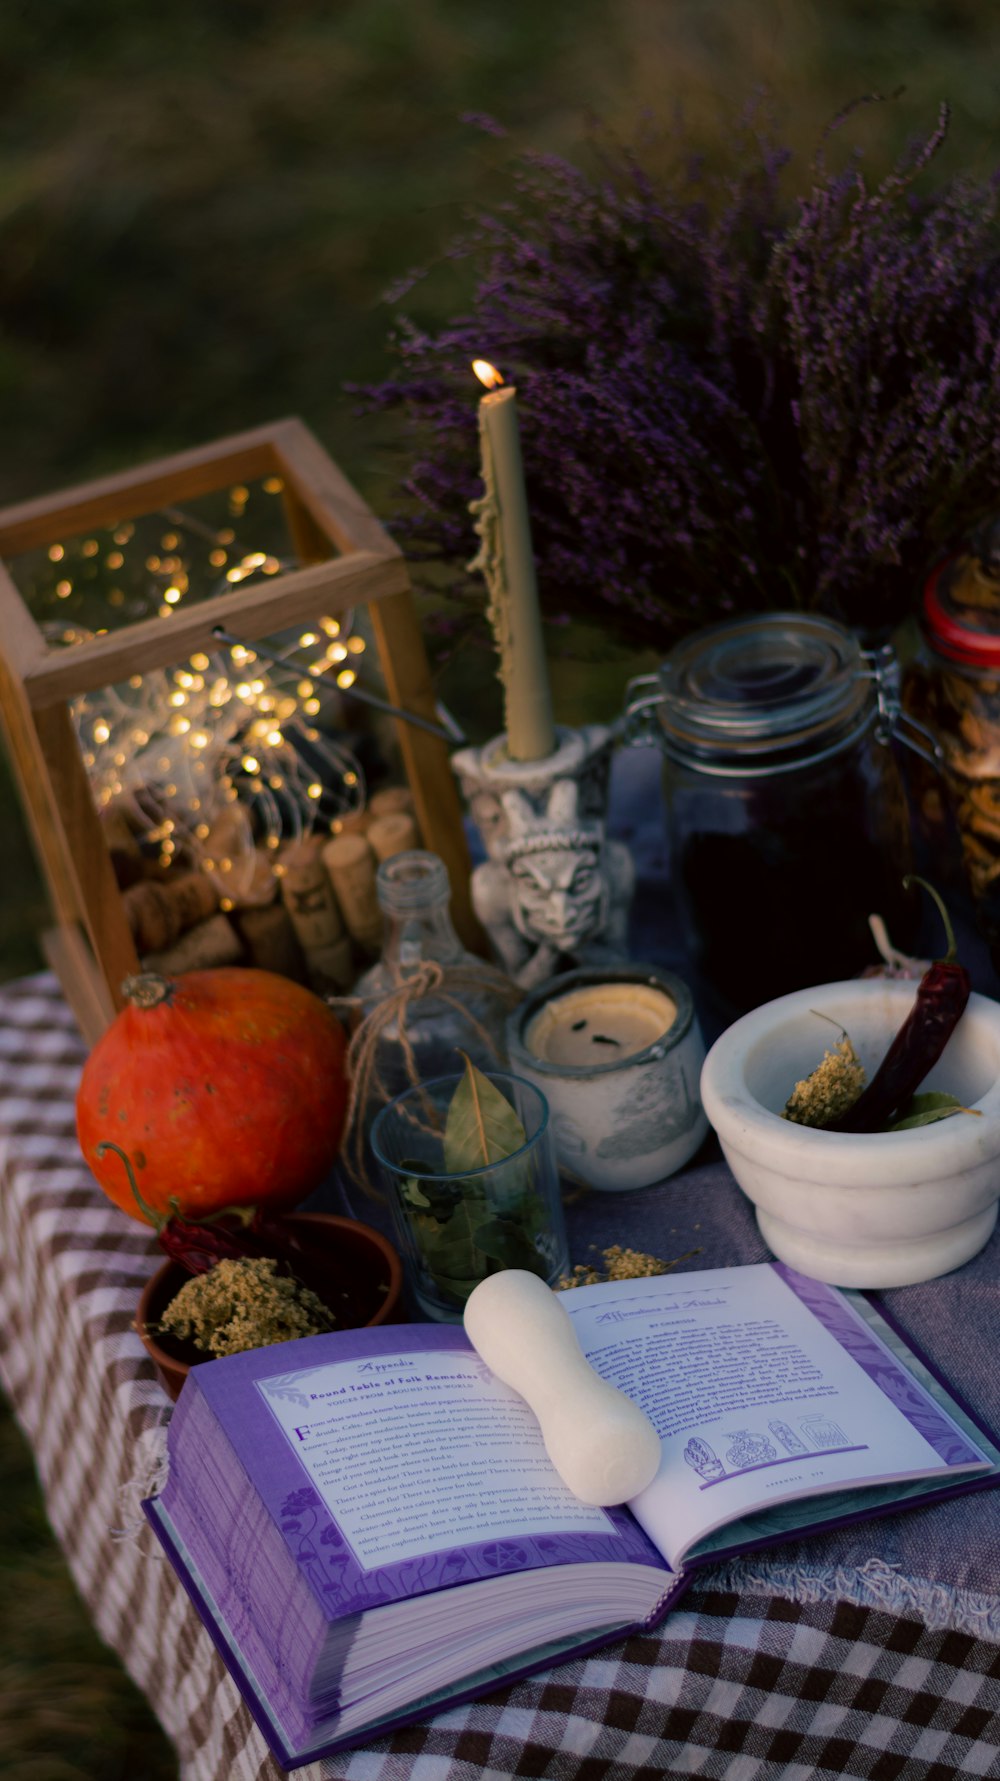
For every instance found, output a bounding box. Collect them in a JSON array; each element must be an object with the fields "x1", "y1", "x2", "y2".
[{"x1": 469, "y1": 359, "x2": 556, "y2": 762}]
